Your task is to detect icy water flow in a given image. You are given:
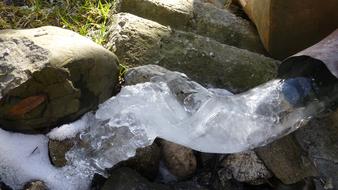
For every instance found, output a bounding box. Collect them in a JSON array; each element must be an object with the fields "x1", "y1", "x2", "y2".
[{"x1": 0, "y1": 72, "x2": 326, "y2": 190}]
